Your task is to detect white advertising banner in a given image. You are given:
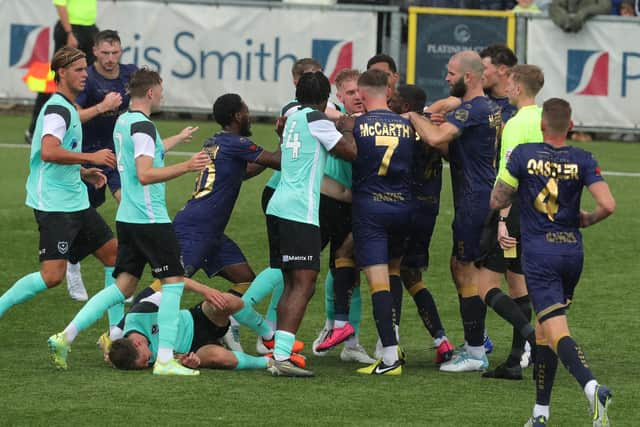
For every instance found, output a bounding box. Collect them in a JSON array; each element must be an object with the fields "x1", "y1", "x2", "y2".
[
  {"x1": 527, "y1": 18, "x2": 640, "y2": 130},
  {"x1": 2, "y1": 0, "x2": 377, "y2": 113}
]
